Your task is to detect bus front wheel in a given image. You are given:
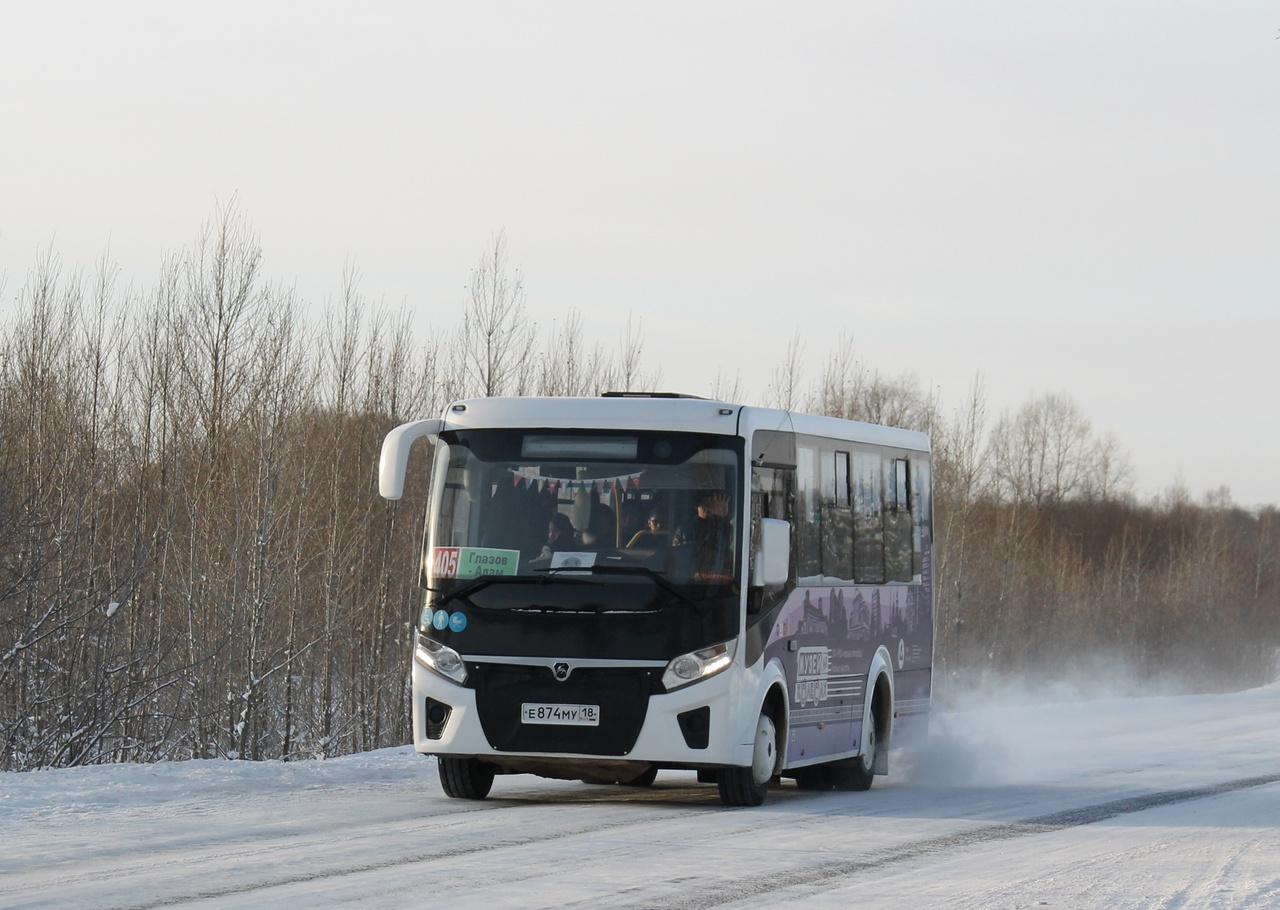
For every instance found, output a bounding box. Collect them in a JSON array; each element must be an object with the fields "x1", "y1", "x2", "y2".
[
  {"x1": 438, "y1": 756, "x2": 495, "y2": 799},
  {"x1": 717, "y1": 712, "x2": 777, "y2": 807},
  {"x1": 623, "y1": 765, "x2": 659, "y2": 787}
]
